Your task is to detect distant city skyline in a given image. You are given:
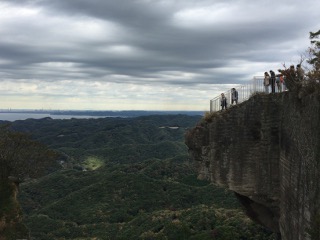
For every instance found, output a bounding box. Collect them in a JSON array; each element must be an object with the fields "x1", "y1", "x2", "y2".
[{"x1": 0, "y1": 0, "x2": 319, "y2": 111}]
